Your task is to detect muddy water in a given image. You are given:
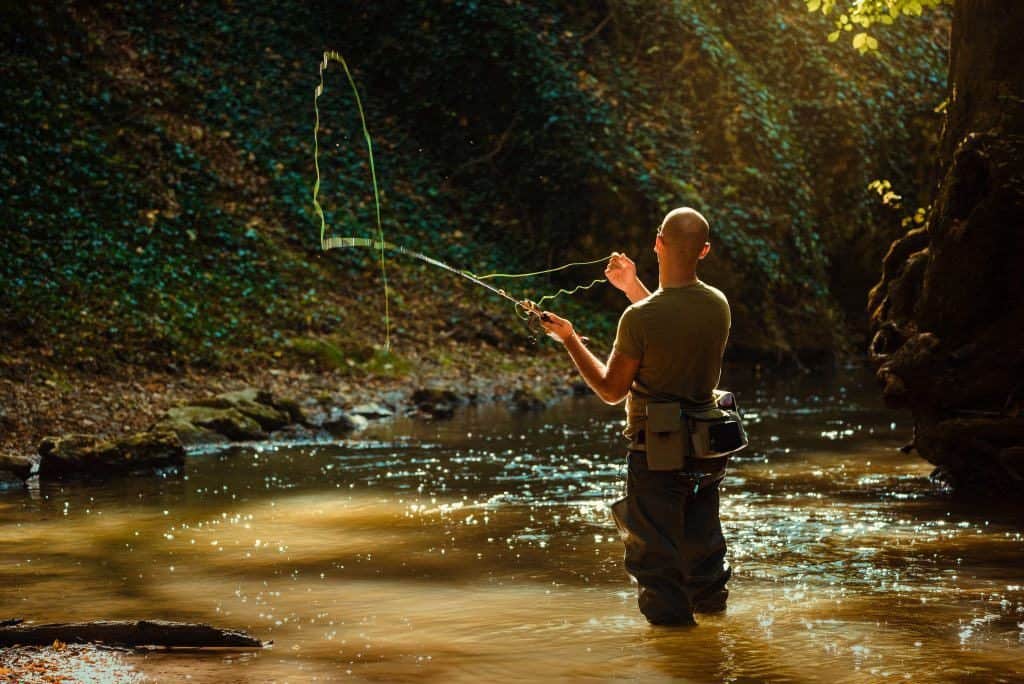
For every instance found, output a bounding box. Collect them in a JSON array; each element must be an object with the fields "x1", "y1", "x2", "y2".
[{"x1": 2, "y1": 367, "x2": 1023, "y2": 683}]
